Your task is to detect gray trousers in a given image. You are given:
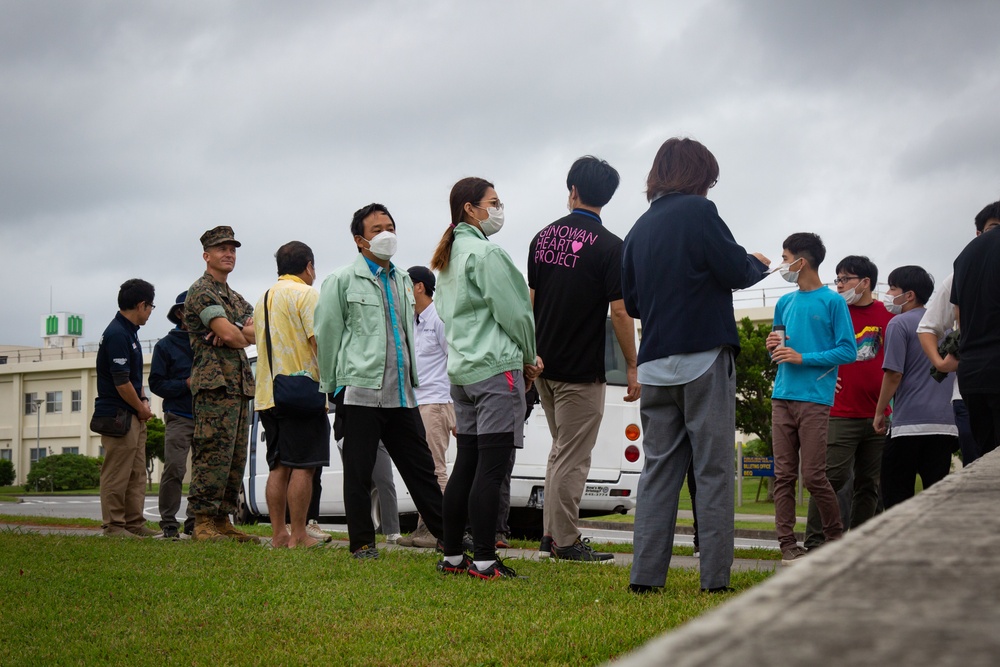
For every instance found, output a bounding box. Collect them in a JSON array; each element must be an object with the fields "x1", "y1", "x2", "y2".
[
  {"x1": 158, "y1": 412, "x2": 194, "y2": 531},
  {"x1": 630, "y1": 350, "x2": 735, "y2": 590},
  {"x1": 373, "y1": 441, "x2": 399, "y2": 535}
]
